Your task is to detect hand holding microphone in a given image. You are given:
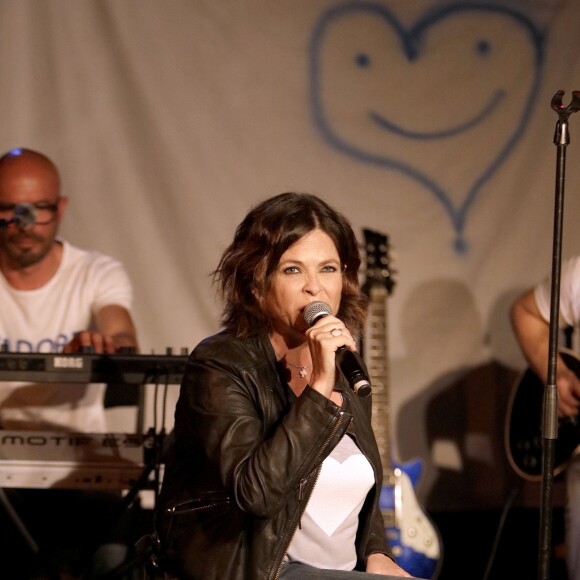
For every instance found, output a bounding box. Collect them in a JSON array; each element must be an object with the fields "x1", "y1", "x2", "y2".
[{"x1": 303, "y1": 301, "x2": 371, "y2": 397}]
